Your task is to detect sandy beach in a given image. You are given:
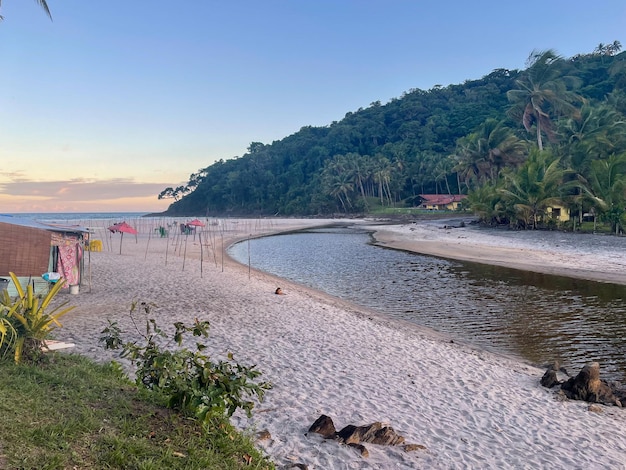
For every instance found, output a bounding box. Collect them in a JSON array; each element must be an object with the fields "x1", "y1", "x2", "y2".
[{"x1": 52, "y1": 218, "x2": 626, "y2": 469}]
